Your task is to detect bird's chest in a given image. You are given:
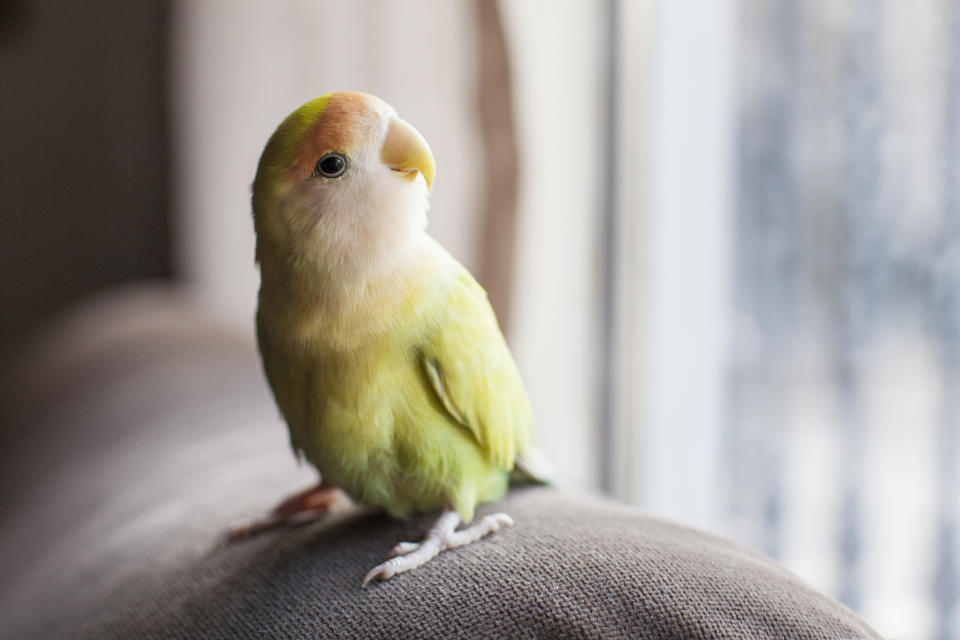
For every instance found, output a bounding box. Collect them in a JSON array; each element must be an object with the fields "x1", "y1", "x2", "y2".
[{"x1": 267, "y1": 331, "x2": 425, "y2": 486}]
